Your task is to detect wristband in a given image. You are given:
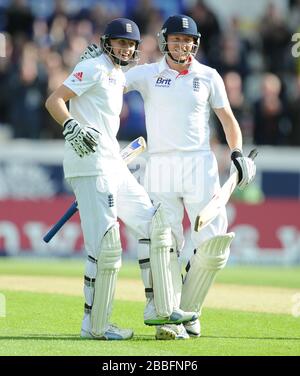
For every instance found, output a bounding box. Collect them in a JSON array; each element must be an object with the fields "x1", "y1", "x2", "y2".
[
  {"x1": 231, "y1": 149, "x2": 243, "y2": 160},
  {"x1": 63, "y1": 118, "x2": 75, "y2": 129}
]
